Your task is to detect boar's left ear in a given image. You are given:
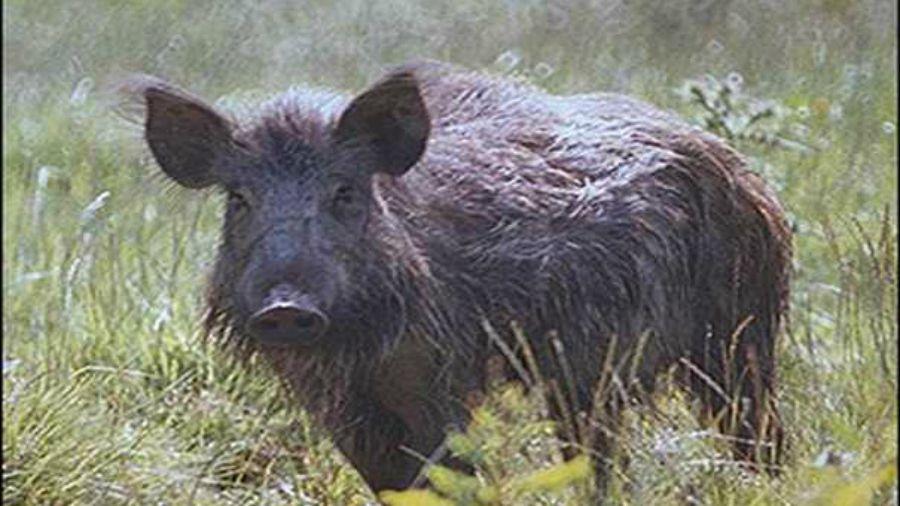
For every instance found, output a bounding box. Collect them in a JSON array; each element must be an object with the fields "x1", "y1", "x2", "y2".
[{"x1": 334, "y1": 70, "x2": 430, "y2": 177}]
